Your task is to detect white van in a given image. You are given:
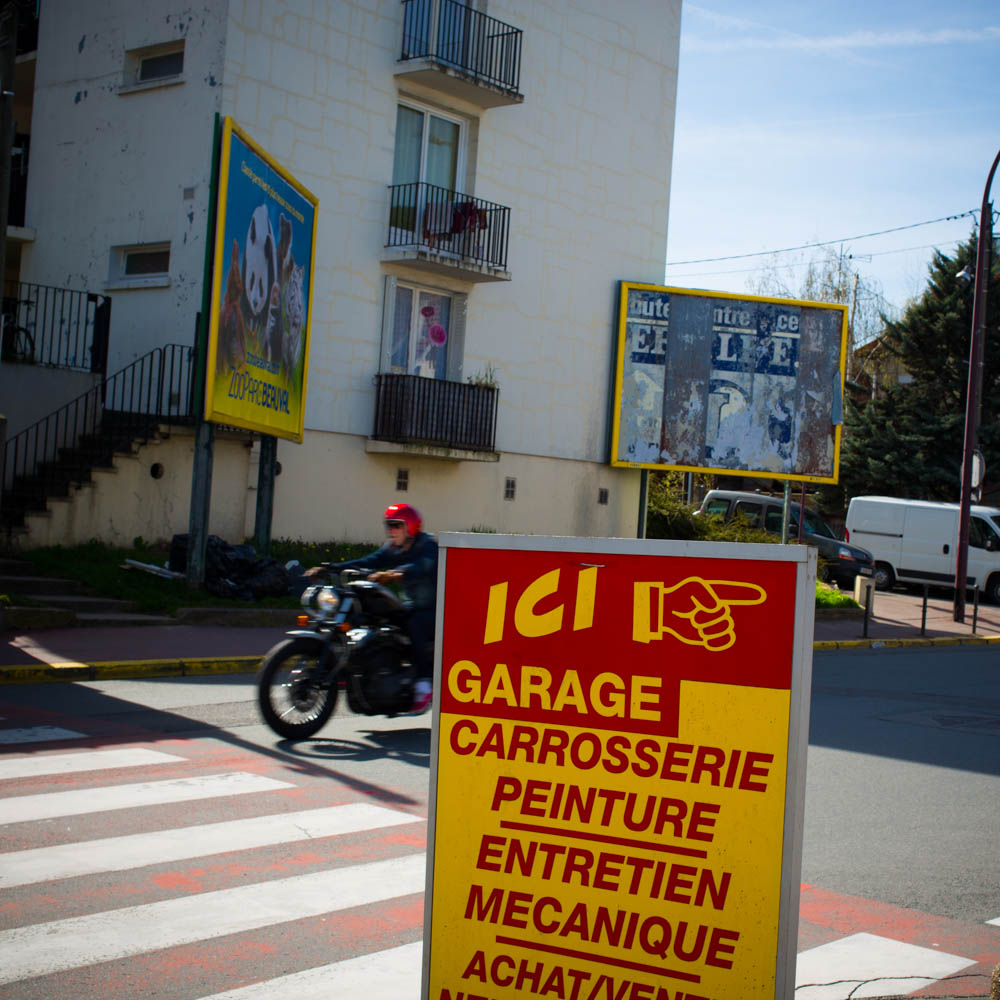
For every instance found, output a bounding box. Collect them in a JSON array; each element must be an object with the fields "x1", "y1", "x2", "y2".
[{"x1": 844, "y1": 496, "x2": 1000, "y2": 601}]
